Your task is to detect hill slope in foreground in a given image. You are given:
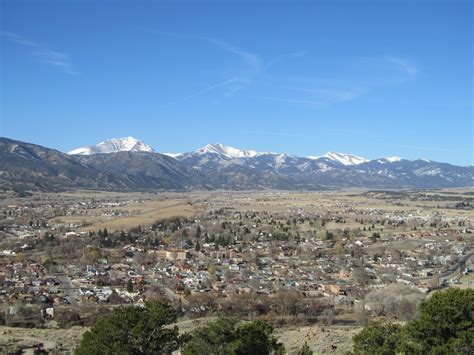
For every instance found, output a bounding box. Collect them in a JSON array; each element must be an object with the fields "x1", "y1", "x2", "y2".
[{"x1": 0, "y1": 320, "x2": 360, "y2": 354}]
